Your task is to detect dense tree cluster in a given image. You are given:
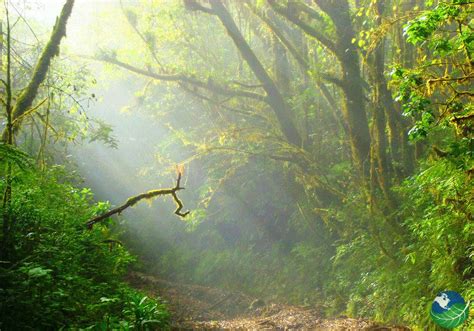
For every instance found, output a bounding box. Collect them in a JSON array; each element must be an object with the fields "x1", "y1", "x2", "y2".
[
  {"x1": 0, "y1": 1, "x2": 169, "y2": 328},
  {"x1": 0, "y1": 0, "x2": 472, "y2": 329},
  {"x1": 105, "y1": 0, "x2": 472, "y2": 327}
]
